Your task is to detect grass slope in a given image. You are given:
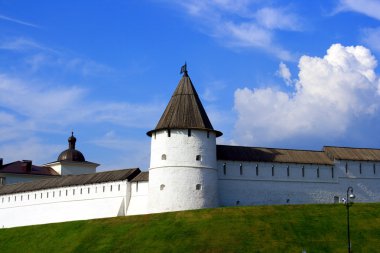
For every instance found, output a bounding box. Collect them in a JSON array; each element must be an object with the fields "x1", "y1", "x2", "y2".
[{"x1": 0, "y1": 203, "x2": 380, "y2": 253}]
